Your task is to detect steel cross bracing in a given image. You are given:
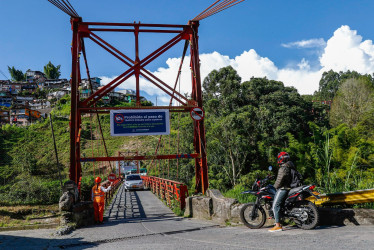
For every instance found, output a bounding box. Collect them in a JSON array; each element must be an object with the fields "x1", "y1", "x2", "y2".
[{"x1": 69, "y1": 18, "x2": 209, "y2": 194}]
